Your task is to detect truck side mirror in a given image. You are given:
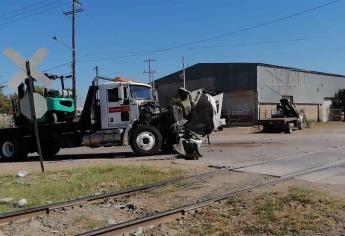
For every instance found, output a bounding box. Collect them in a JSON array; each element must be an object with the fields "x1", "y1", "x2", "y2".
[
  {"x1": 152, "y1": 89, "x2": 159, "y2": 103},
  {"x1": 122, "y1": 98, "x2": 130, "y2": 105}
]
